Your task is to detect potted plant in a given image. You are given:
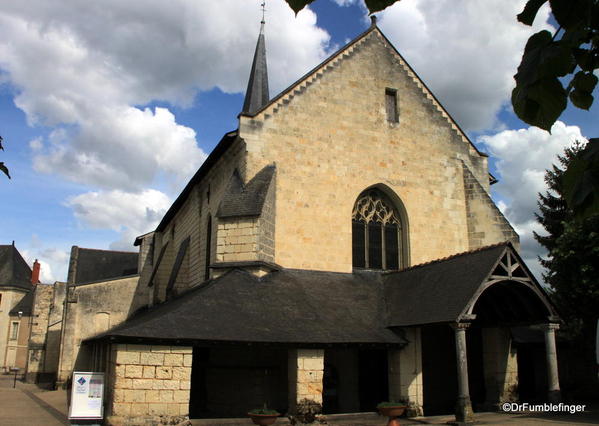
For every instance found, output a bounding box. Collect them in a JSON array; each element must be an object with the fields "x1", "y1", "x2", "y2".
[
  {"x1": 247, "y1": 404, "x2": 280, "y2": 426},
  {"x1": 377, "y1": 400, "x2": 408, "y2": 426}
]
